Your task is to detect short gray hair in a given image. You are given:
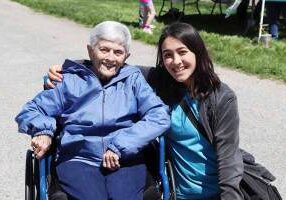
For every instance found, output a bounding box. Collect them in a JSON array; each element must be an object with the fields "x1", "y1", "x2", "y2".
[{"x1": 89, "y1": 21, "x2": 131, "y2": 53}]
